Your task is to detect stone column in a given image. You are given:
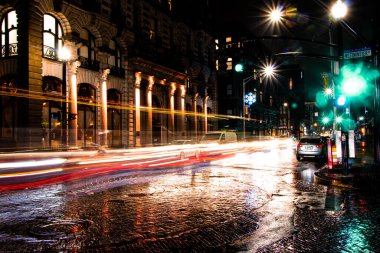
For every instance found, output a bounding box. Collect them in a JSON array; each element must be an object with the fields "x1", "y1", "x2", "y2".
[
  {"x1": 204, "y1": 96, "x2": 209, "y2": 134},
  {"x1": 146, "y1": 76, "x2": 154, "y2": 146},
  {"x1": 193, "y1": 93, "x2": 198, "y2": 141},
  {"x1": 68, "y1": 60, "x2": 81, "y2": 147},
  {"x1": 170, "y1": 83, "x2": 176, "y2": 142},
  {"x1": 179, "y1": 85, "x2": 186, "y2": 138},
  {"x1": 100, "y1": 68, "x2": 110, "y2": 147},
  {"x1": 135, "y1": 72, "x2": 142, "y2": 146}
]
